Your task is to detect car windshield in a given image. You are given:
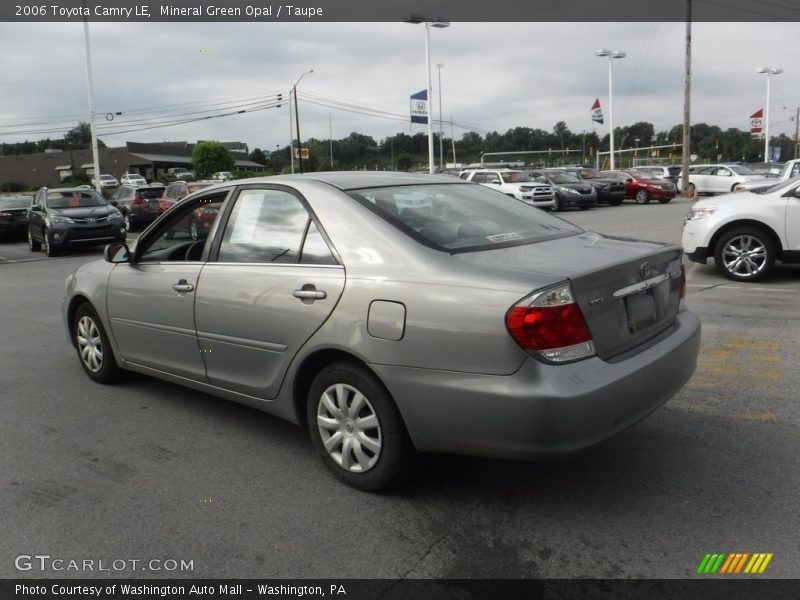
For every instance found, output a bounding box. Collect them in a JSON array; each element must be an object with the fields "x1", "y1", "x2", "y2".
[
  {"x1": 546, "y1": 172, "x2": 582, "y2": 184},
  {"x1": 627, "y1": 169, "x2": 653, "y2": 180},
  {"x1": 500, "y1": 171, "x2": 536, "y2": 183},
  {"x1": 348, "y1": 183, "x2": 582, "y2": 253},
  {"x1": 46, "y1": 190, "x2": 107, "y2": 209},
  {"x1": 0, "y1": 196, "x2": 32, "y2": 209}
]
